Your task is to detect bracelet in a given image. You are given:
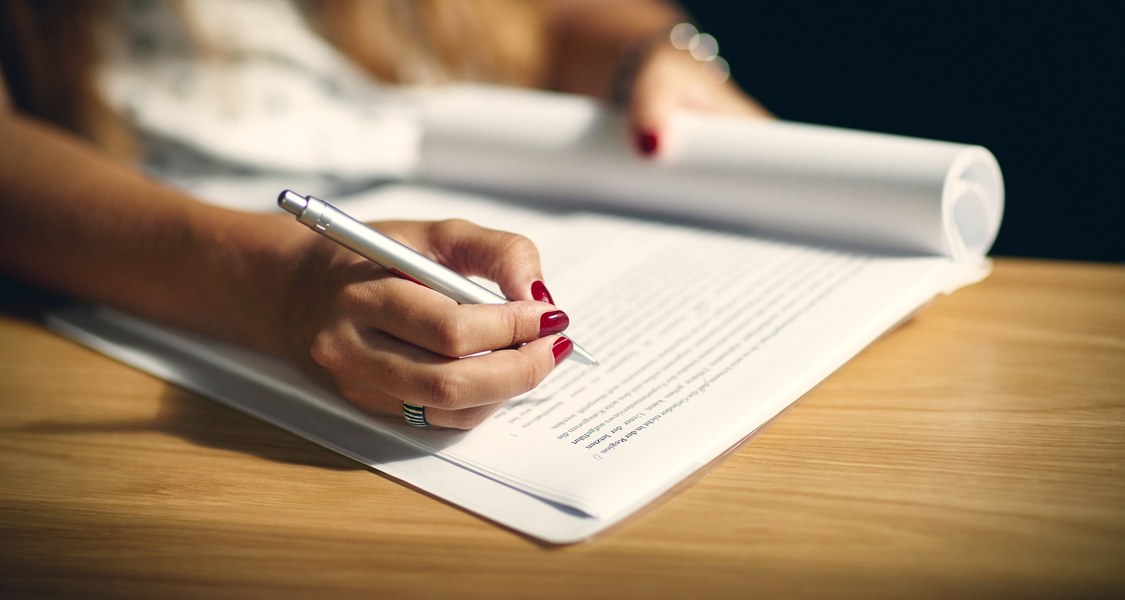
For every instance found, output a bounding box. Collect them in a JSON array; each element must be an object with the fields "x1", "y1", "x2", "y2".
[
  {"x1": 611, "y1": 22, "x2": 731, "y2": 106},
  {"x1": 669, "y1": 23, "x2": 730, "y2": 83}
]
